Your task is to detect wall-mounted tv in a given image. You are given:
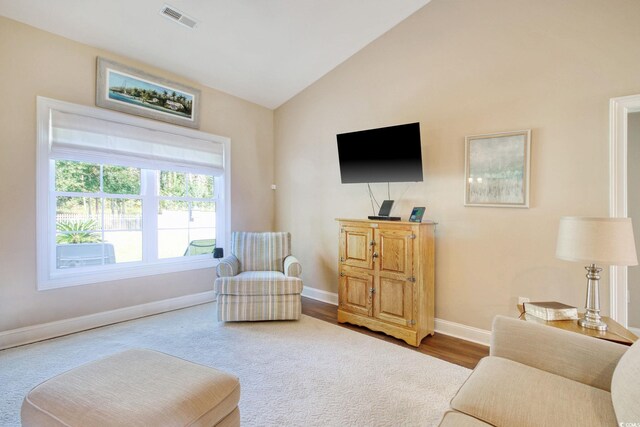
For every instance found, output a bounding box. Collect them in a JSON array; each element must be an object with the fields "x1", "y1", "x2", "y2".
[{"x1": 336, "y1": 122, "x2": 423, "y2": 184}]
